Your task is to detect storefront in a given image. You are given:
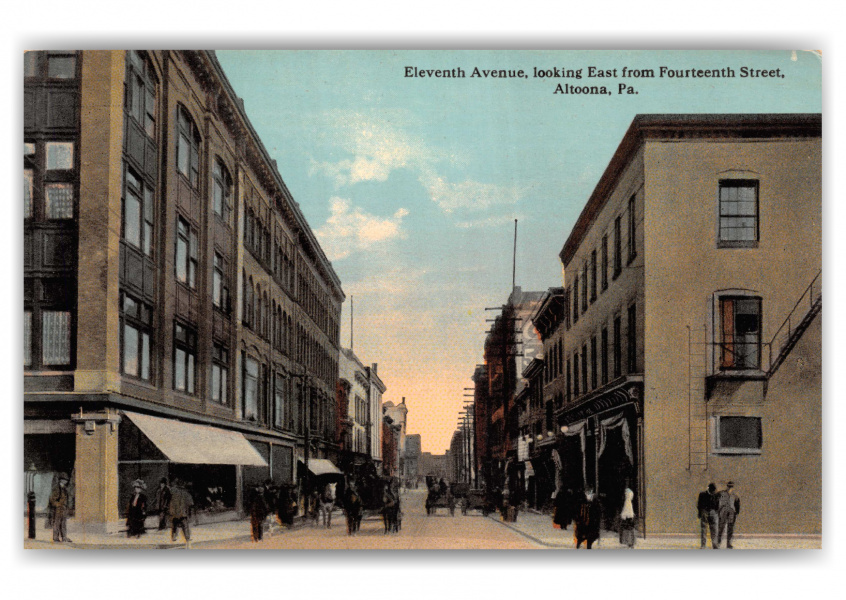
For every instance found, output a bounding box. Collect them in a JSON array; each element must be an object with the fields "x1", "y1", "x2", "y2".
[{"x1": 119, "y1": 411, "x2": 268, "y2": 519}]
